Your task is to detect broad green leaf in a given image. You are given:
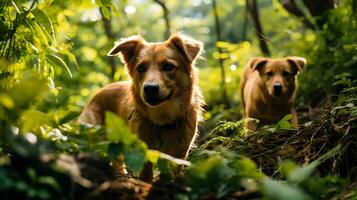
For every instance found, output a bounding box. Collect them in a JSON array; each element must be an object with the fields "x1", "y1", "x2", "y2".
[
  {"x1": 157, "y1": 156, "x2": 174, "y2": 180},
  {"x1": 8, "y1": 79, "x2": 48, "y2": 110},
  {"x1": 124, "y1": 140, "x2": 147, "y2": 174},
  {"x1": 146, "y1": 150, "x2": 160, "y2": 163},
  {"x1": 277, "y1": 114, "x2": 292, "y2": 129},
  {"x1": 288, "y1": 164, "x2": 316, "y2": 184},
  {"x1": 232, "y1": 157, "x2": 264, "y2": 179},
  {"x1": 108, "y1": 143, "x2": 124, "y2": 159},
  {"x1": 279, "y1": 160, "x2": 298, "y2": 179},
  {"x1": 21, "y1": 110, "x2": 51, "y2": 133},
  {"x1": 105, "y1": 112, "x2": 136, "y2": 144},
  {"x1": 287, "y1": 145, "x2": 341, "y2": 183},
  {"x1": 262, "y1": 179, "x2": 312, "y2": 200}
]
